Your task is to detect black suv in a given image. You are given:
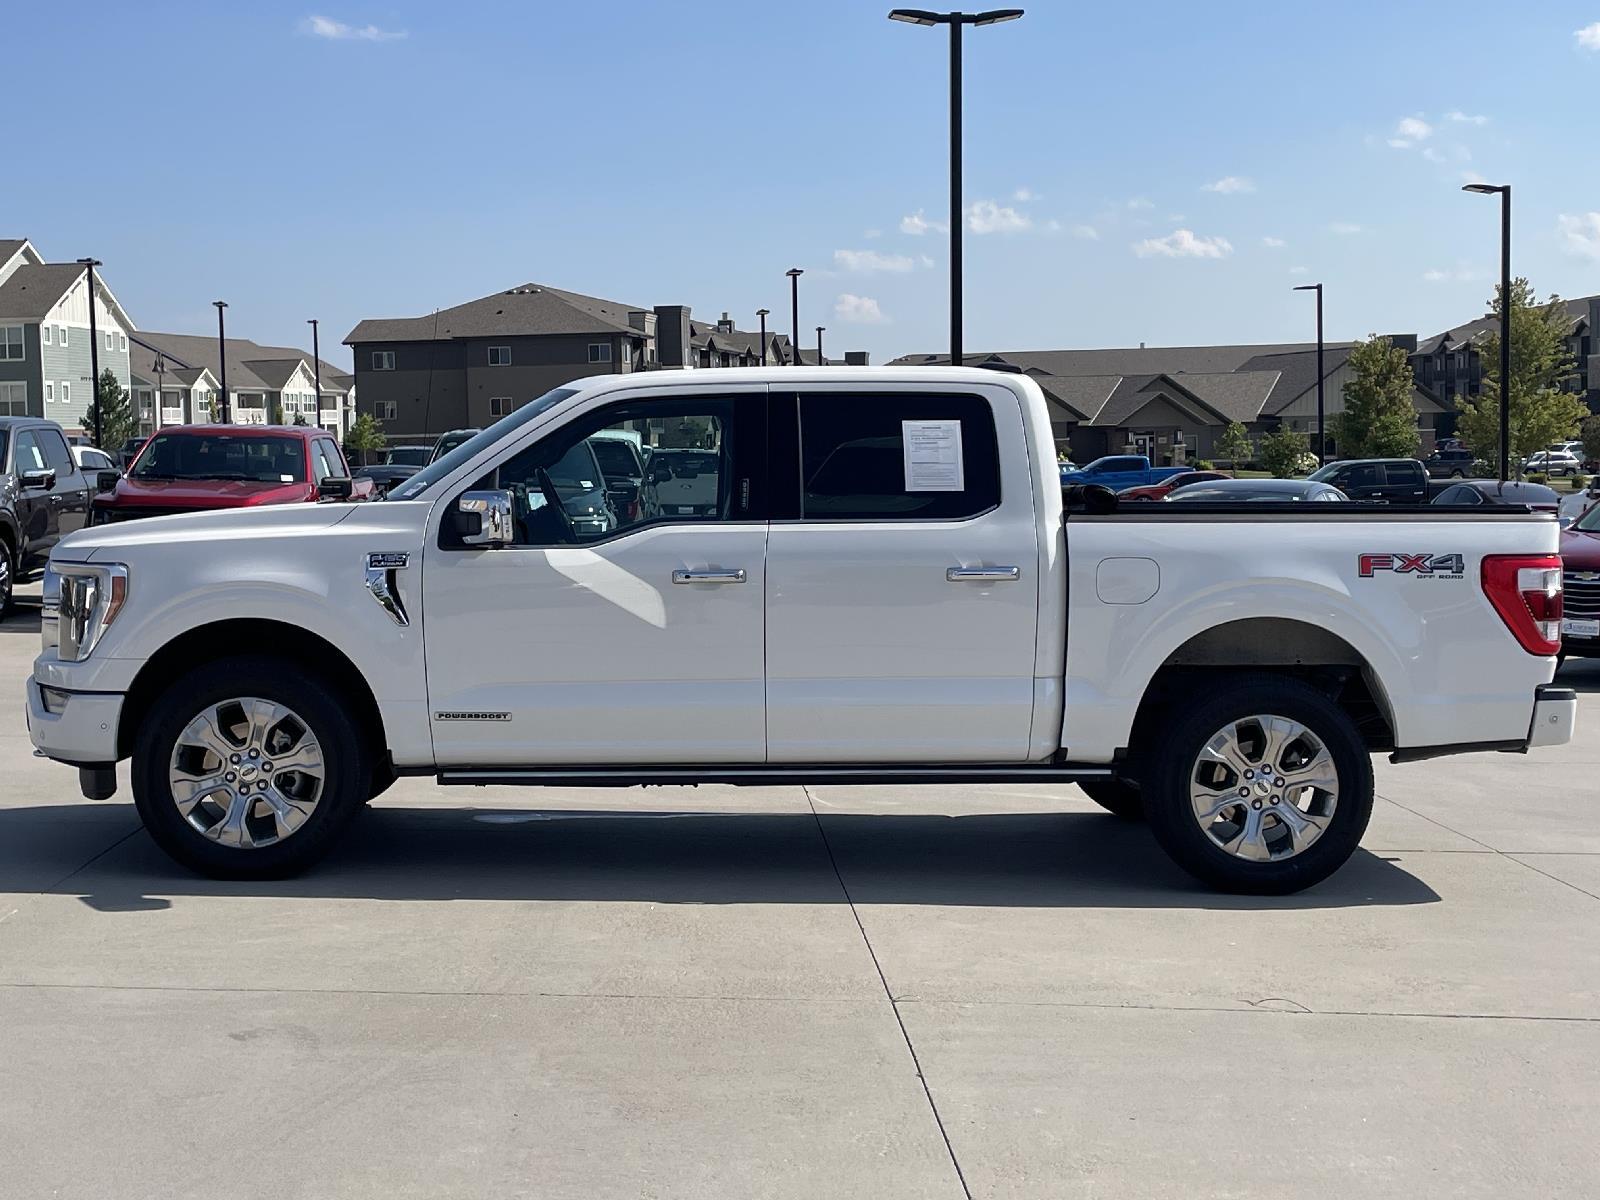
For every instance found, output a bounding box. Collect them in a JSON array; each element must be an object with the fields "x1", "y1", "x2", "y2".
[
  {"x1": 1307, "y1": 457, "x2": 1428, "y2": 503},
  {"x1": 0, "y1": 418, "x2": 93, "y2": 616},
  {"x1": 1424, "y1": 447, "x2": 1477, "y2": 479}
]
